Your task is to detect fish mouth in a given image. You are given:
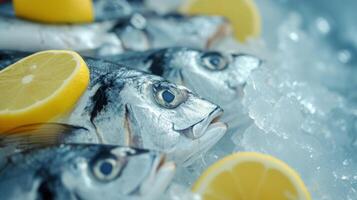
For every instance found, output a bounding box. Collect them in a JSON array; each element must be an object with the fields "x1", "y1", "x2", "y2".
[
  {"x1": 206, "y1": 20, "x2": 233, "y2": 48},
  {"x1": 178, "y1": 107, "x2": 226, "y2": 139},
  {"x1": 172, "y1": 107, "x2": 228, "y2": 165},
  {"x1": 140, "y1": 155, "x2": 175, "y2": 199}
]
